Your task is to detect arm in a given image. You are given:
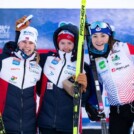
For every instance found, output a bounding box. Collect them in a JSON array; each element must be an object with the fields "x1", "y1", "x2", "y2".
[
  {"x1": 83, "y1": 62, "x2": 103, "y2": 121},
  {"x1": 36, "y1": 52, "x2": 54, "y2": 96},
  {"x1": 127, "y1": 43, "x2": 134, "y2": 62},
  {"x1": 81, "y1": 62, "x2": 98, "y2": 106},
  {"x1": 2, "y1": 41, "x2": 17, "y2": 57}
]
